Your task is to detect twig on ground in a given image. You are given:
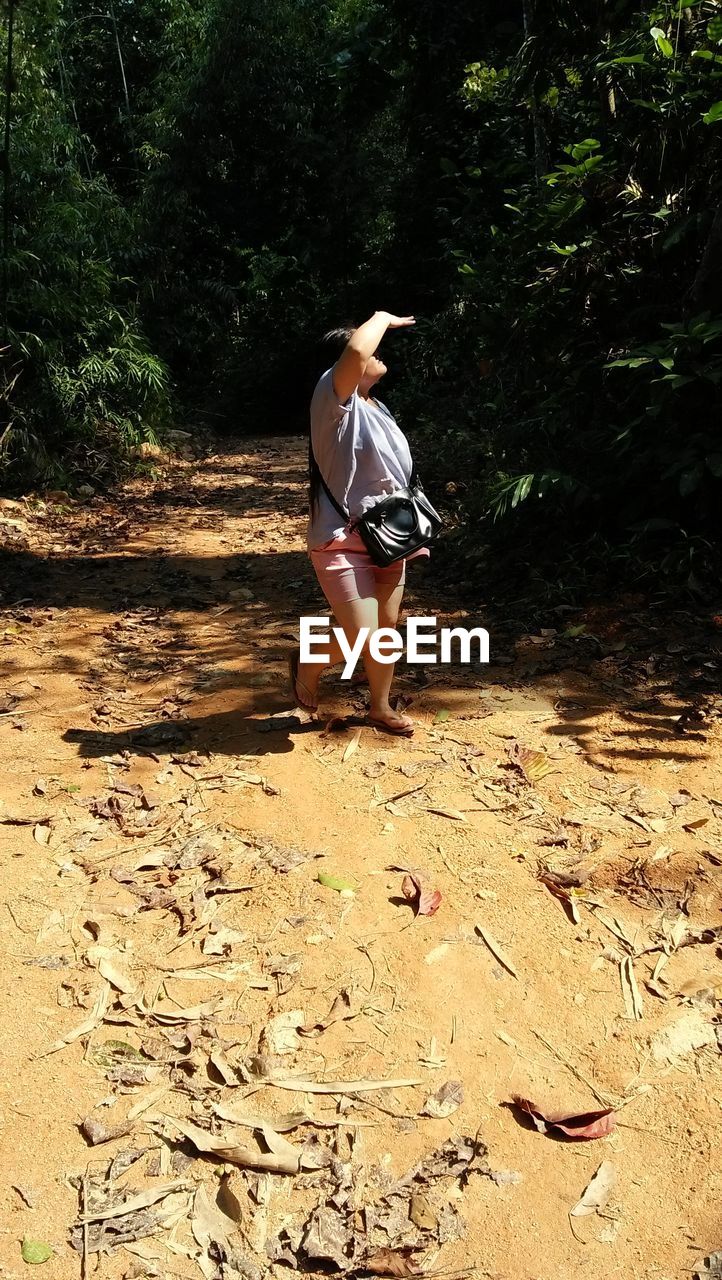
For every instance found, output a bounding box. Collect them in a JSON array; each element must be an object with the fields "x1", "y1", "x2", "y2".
[{"x1": 532, "y1": 1029, "x2": 616, "y2": 1108}]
